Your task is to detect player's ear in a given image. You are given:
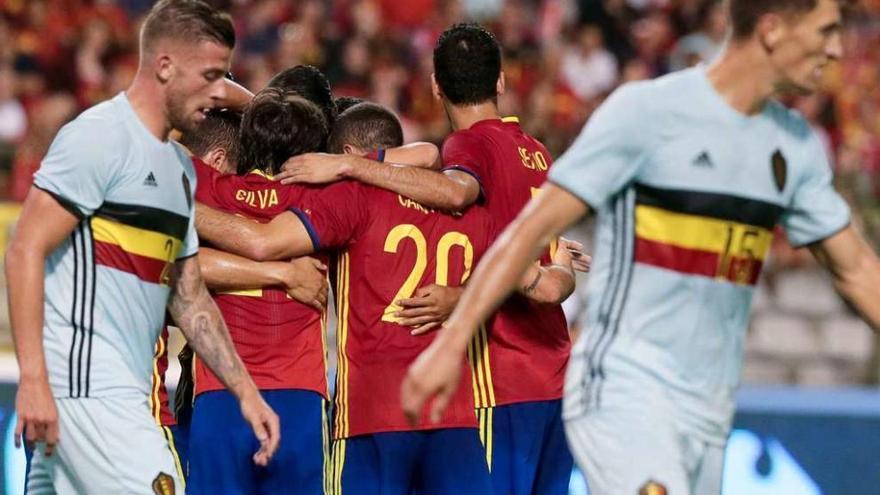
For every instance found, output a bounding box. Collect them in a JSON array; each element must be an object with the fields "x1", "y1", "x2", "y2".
[
  {"x1": 430, "y1": 73, "x2": 443, "y2": 101},
  {"x1": 204, "y1": 148, "x2": 228, "y2": 172},
  {"x1": 497, "y1": 71, "x2": 506, "y2": 96},
  {"x1": 156, "y1": 52, "x2": 173, "y2": 84},
  {"x1": 756, "y1": 13, "x2": 787, "y2": 53}
]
